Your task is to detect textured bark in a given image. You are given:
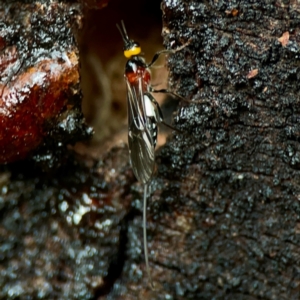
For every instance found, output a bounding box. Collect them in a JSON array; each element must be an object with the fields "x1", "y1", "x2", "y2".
[
  {"x1": 0, "y1": 147, "x2": 135, "y2": 299},
  {"x1": 114, "y1": 1, "x2": 300, "y2": 299},
  {"x1": 1, "y1": 1, "x2": 300, "y2": 300},
  {"x1": 0, "y1": 1, "x2": 92, "y2": 167}
]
